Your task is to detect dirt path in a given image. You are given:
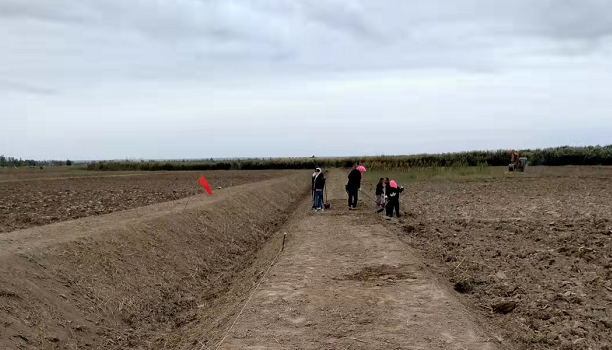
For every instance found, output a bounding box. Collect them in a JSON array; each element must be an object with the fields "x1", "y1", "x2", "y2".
[{"x1": 211, "y1": 170, "x2": 498, "y2": 350}]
